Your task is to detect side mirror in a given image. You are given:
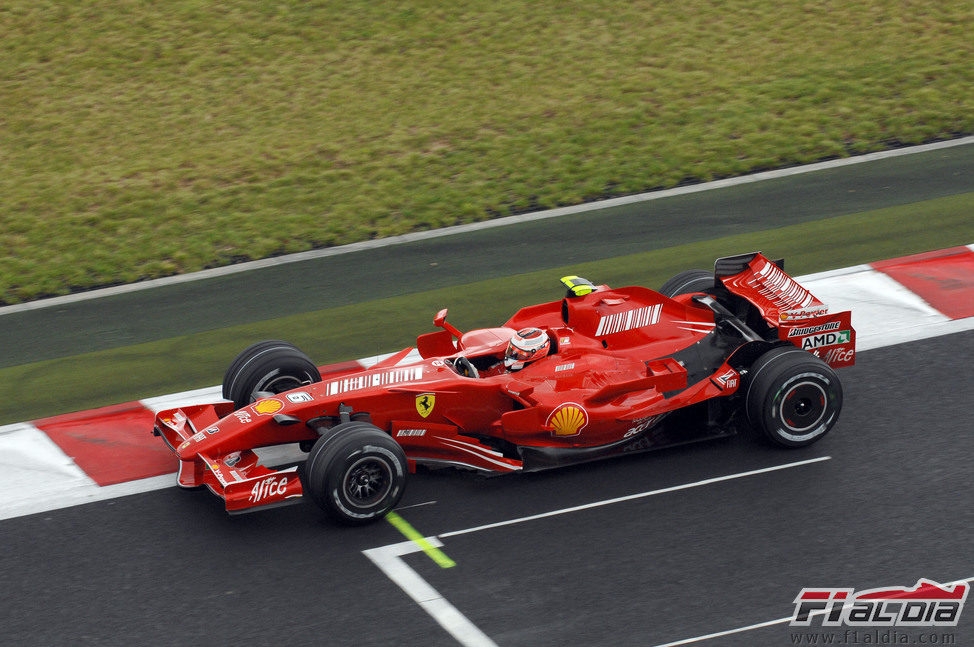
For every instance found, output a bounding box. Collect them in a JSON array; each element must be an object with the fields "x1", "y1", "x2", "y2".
[
  {"x1": 433, "y1": 308, "x2": 463, "y2": 339},
  {"x1": 433, "y1": 308, "x2": 448, "y2": 328}
]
